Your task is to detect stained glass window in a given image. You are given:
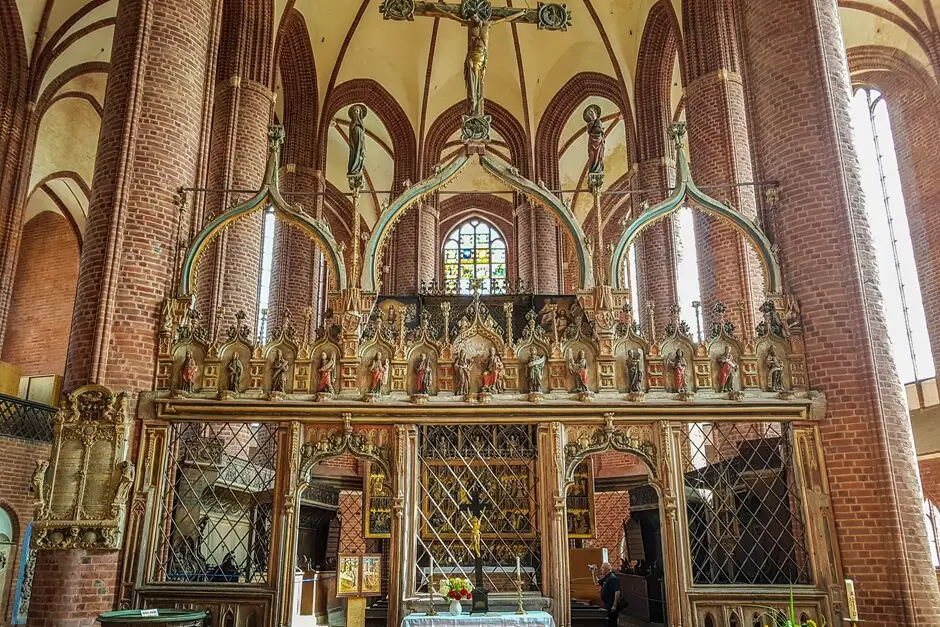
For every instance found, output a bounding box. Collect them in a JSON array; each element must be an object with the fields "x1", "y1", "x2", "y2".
[{"x1": 443, "y1": 218, "x2": 507, "y2": 294}]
